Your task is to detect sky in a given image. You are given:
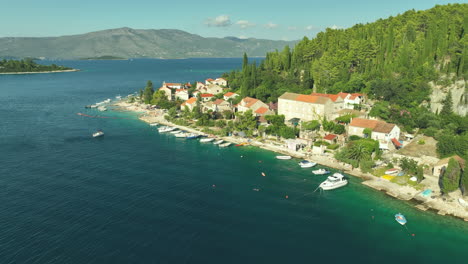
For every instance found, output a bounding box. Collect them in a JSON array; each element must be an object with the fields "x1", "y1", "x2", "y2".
[{"x1": 0, "y1": 0, "x2": 465, "y2": 40}]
